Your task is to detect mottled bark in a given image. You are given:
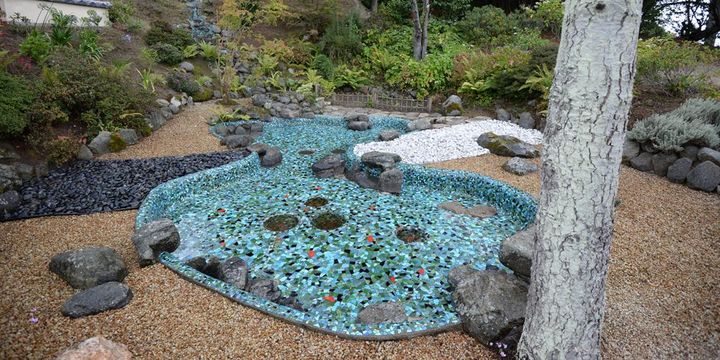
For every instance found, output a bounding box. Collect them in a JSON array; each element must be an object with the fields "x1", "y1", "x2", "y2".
[
  {"x1": 410, "y1": 0, "x2": 430, "y2": 60},
  {"x1": 516, "y1": 1, "x2": 642, "y2": 359}
]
